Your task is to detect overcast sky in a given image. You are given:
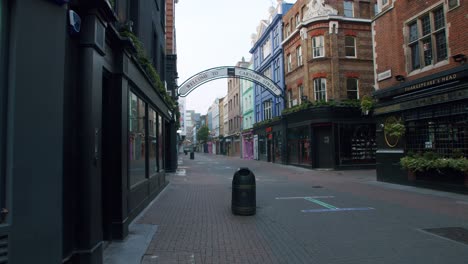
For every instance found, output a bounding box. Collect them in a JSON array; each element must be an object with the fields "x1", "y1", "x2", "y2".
[{"x1": 176, "y1": 0, "x2": 284, "y2": 114}]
